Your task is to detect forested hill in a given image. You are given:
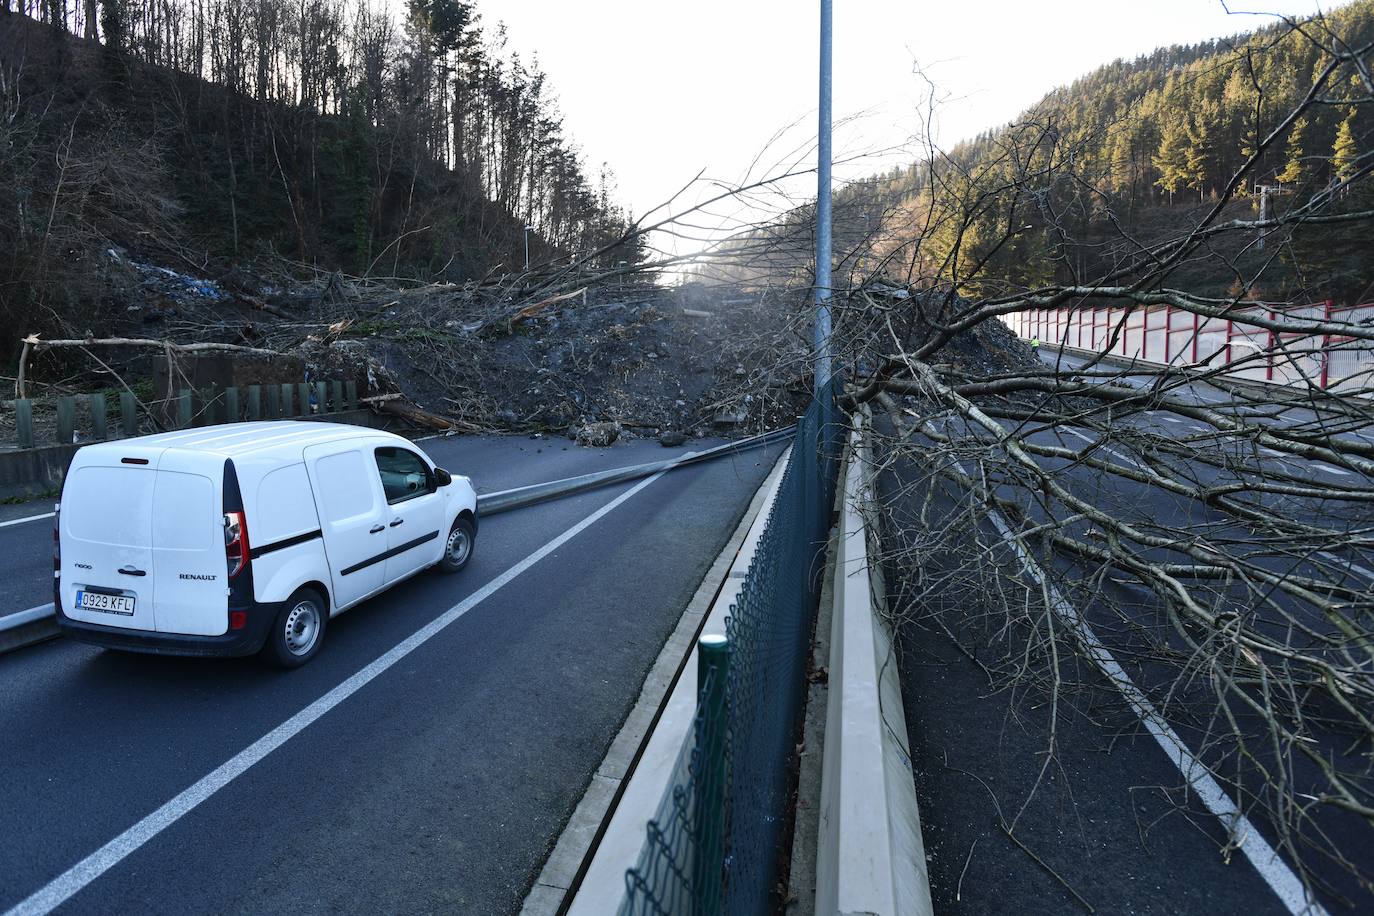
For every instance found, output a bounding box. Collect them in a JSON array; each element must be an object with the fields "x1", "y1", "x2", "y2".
[
  {"x1": 853, "y1": 1, "x2": 1374, "y2": 305},
  {"x1": 0, "y1": 0, "x2": 637, "y2": 356}
]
